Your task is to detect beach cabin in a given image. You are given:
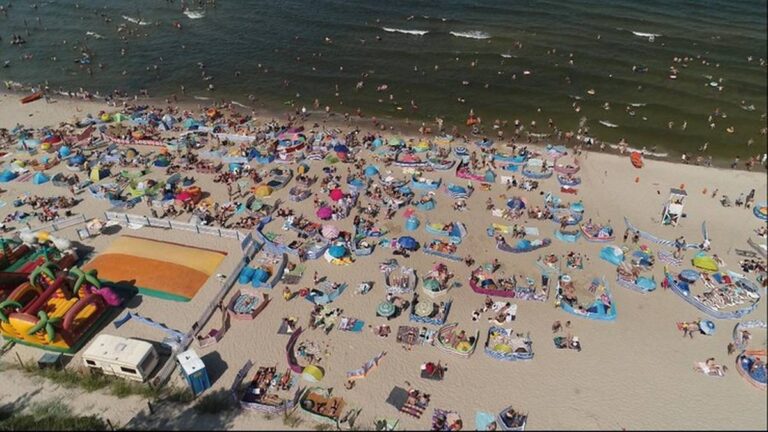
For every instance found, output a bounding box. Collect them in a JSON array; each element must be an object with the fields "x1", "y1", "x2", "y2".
[
  {"x1": 177, "y1": 349, "x2": 211, "y2": 396},
  {"x1": 82, "y1": 334, "x2": 160, "y2": 382},
  {"x1": 661, "y1": 188, "x2": 687, "y2": 226}
]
